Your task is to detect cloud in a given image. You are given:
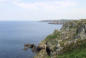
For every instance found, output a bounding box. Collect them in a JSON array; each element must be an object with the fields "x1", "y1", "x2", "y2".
[
  {"x1": 13, "y1": 0, "x2": 77, "y2": 9},
  {"x1": 0, "y1": 0, "x2": 6, "y2": 2},
  {"x1": 1, "y1": 0, "x2": 83, "y2": 21}
]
